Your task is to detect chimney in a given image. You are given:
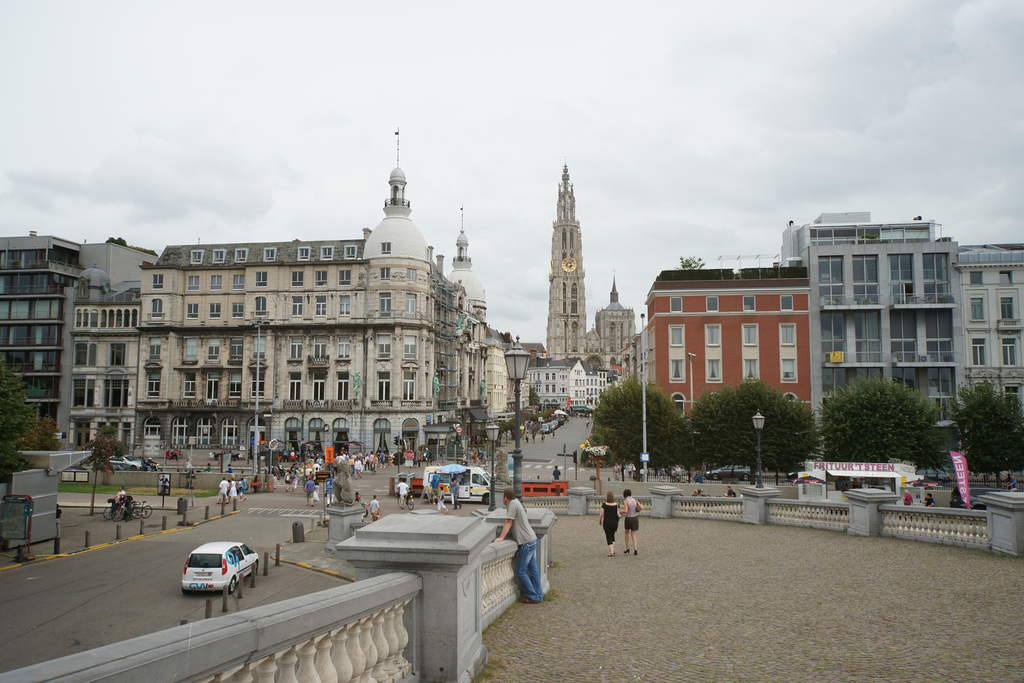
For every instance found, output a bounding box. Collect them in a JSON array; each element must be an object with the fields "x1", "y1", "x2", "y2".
[
  {"x1": 362, "y1": 227, "x2": 372, "y2": 240},
  {"x1": 436, "y1": 254, "x2": 445, "y2": 272},
  {"x1": 29, "y1": 230, "x2": 37, "y2": 237}
]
